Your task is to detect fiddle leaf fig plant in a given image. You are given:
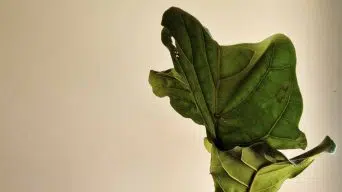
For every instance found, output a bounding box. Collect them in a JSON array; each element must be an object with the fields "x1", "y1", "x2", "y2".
[{"x1": 149, "y1": 7, "x2": 336, "y2": 192}]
